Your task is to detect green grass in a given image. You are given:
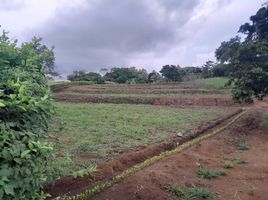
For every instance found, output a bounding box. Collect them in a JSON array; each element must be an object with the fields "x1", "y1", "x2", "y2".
[
  {"x1": 197, "y1": 167, "x2": 227, "y2": 180},
  {"x1": 236, "y1": 144, "x2": 250, "y2": 151},
  {"x1": 196, "y1": 77, "x2": 230, "y2": 89},
  {"x1": 223, "y1": 161, "x2": 234, "y2": 169},
  {"x1": 50, "y1": 103, "x2": 230, "y2": 177},
  {"x1": 50, "y1": 81, "x2": 93, "y2": 92},
  {"x1": 226, "y1": 157, "x2": 248, "y2": 164},
  {"x1": 167, "y1": 185, "x2": 214, "y2": 200}
]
